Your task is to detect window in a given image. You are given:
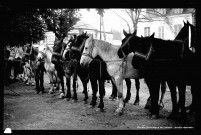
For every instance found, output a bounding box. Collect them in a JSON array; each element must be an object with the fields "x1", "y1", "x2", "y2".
[
  {"x1": 174, "y1": 8, "x2": 183, "y2": 14},
  {"x1": 156, "y1": 9, "x2": 166, "y2": 15},
  {"x1": 158, "y1": 26, "x2": 164, "y2": 39},
  {"x1": 174, "y1": 24, "x2": 182, "y2": 37},
  {"x1": 144, "y1": 27, "x2": 150, "y2": 37}
]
